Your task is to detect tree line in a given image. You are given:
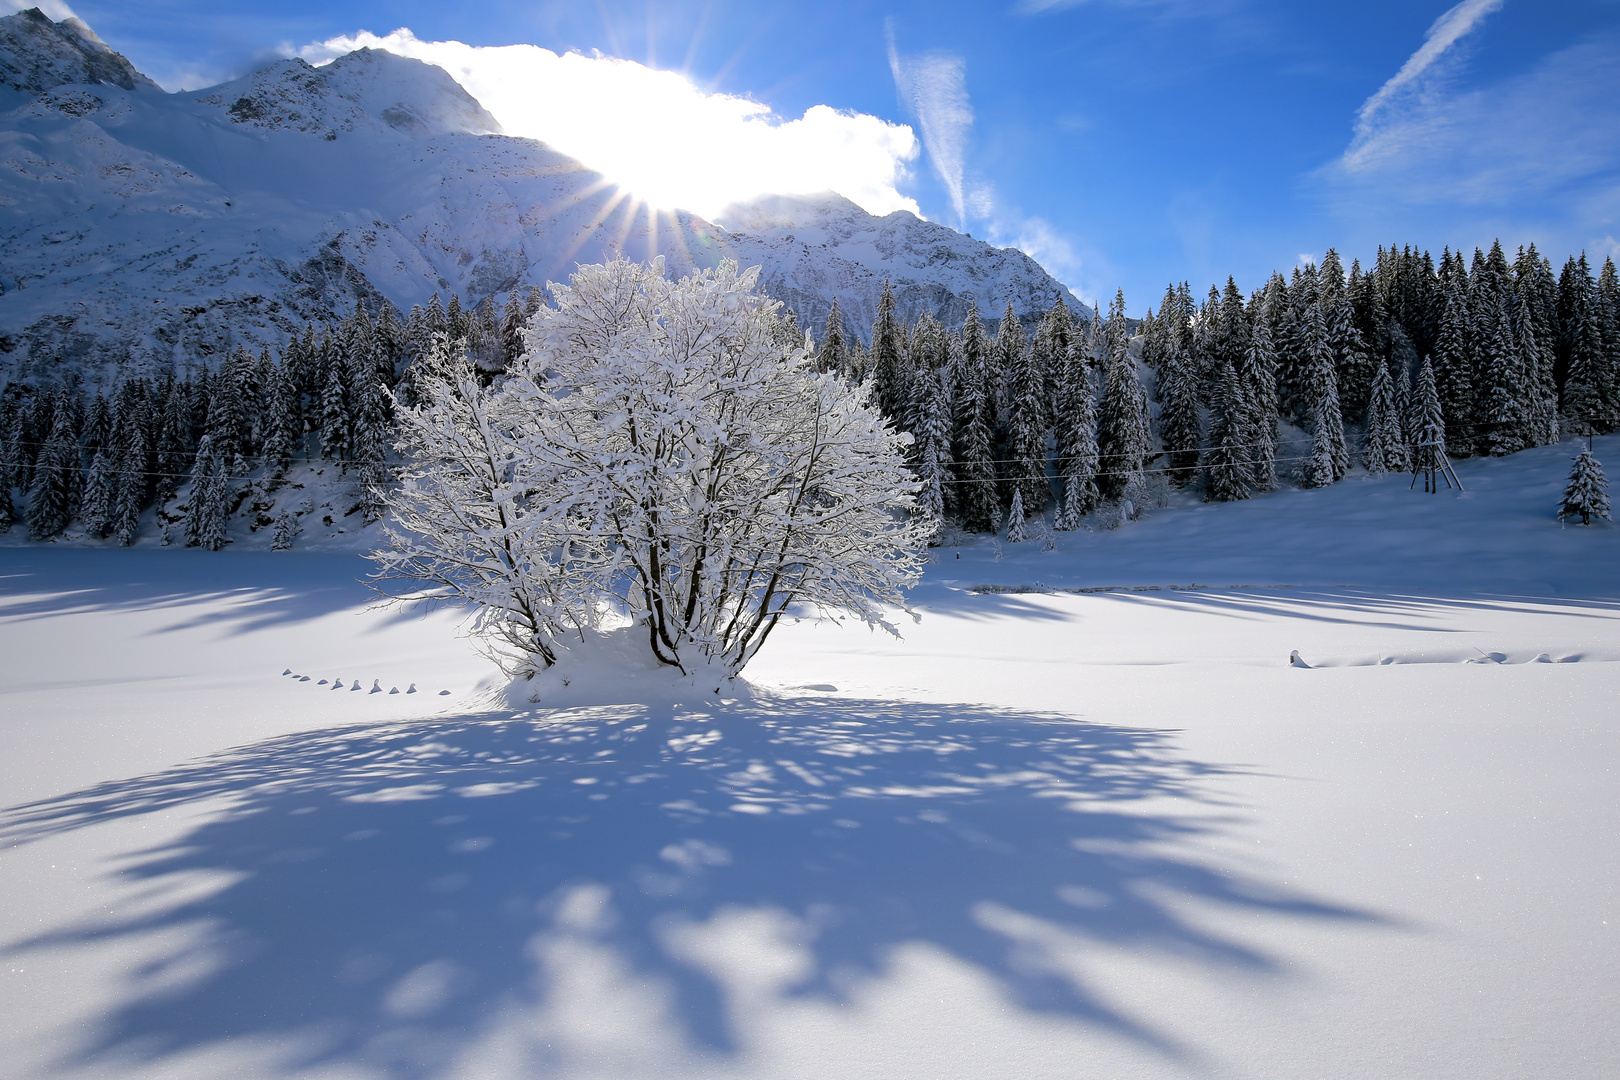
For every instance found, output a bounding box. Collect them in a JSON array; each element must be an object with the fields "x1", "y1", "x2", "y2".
[
  {"x1": 843, "y1": 241, "x2": 1620, "y2": 537},
  {"x1": 0, "y1": 288, "x2": 545, "y2": 544},
  {"x1": 2, "y1": 241, "x2": 1618, "y2": 547}
]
